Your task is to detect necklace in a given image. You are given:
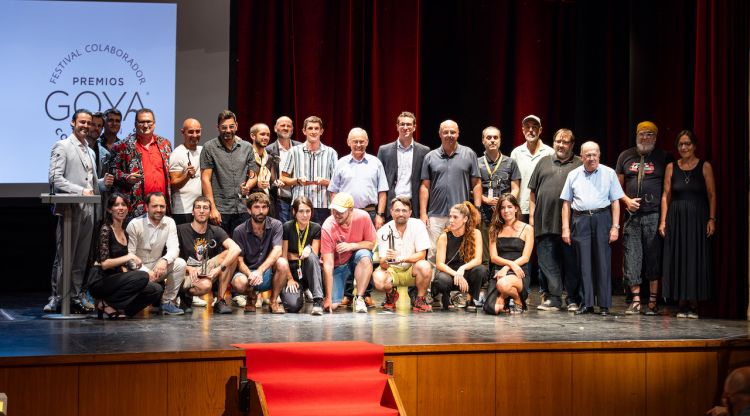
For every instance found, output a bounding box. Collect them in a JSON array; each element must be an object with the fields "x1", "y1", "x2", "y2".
[{"x1": 680, "y1": 158, "x2": 697, "y2": 184}]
